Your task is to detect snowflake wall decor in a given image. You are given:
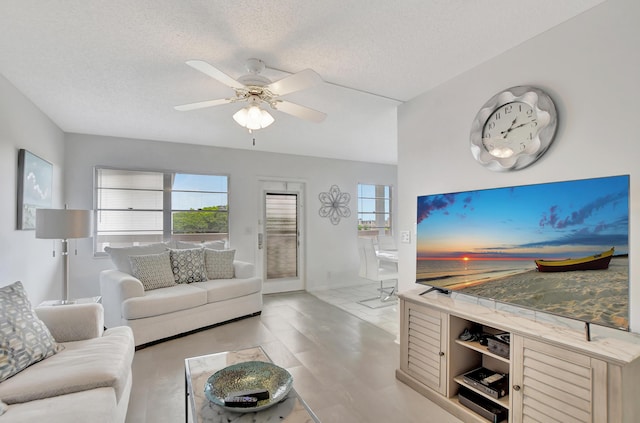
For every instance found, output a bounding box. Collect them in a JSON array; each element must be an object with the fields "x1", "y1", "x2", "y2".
[{"x1": 318, "y1": 185, "x2": 351, "y2": 225}]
